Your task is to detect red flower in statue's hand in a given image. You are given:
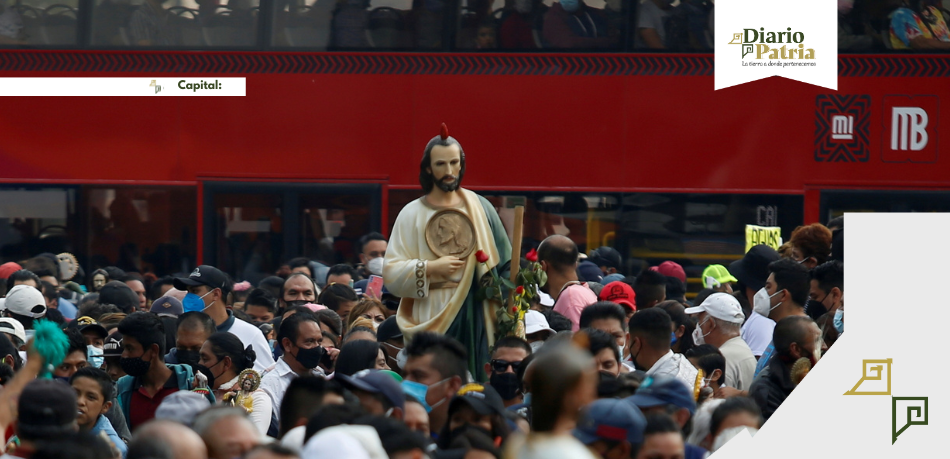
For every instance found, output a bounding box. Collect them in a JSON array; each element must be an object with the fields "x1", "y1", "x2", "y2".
[
  {"x1": 515, "y1": 286, "x2": 524, "y2": 295},
  {"x1": 476, "y1": 250, "x2": 489, "y2": 263},
  {"x1": 511, "y1": 306, "x2": 519, "y2": 314},
  {"x1": 525, "y1": 249, "x2": 538, "y2": 263}
]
